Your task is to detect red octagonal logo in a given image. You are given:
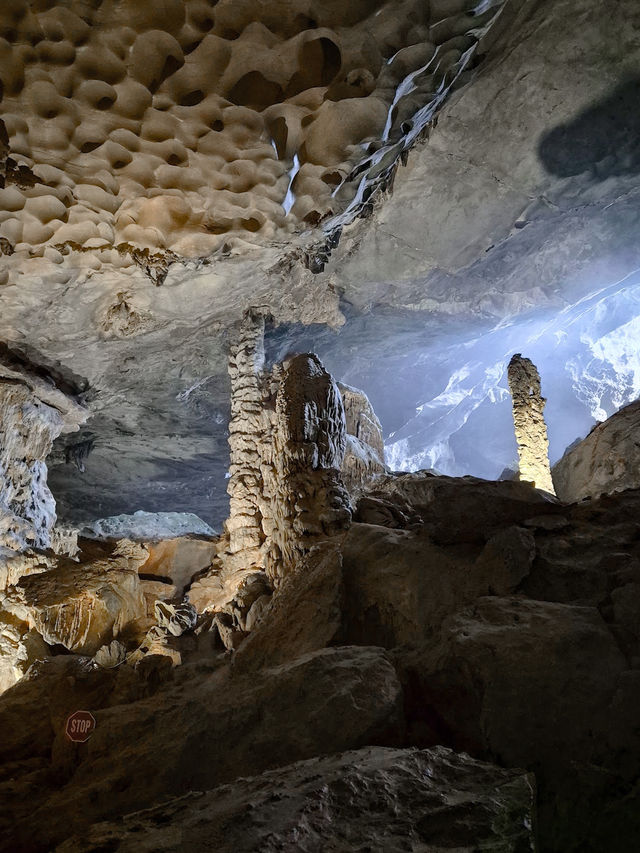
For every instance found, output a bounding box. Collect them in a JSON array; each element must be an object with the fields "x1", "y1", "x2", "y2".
[{"x1": 65, "y1": 710, "x2": 96, "y2": 743}]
